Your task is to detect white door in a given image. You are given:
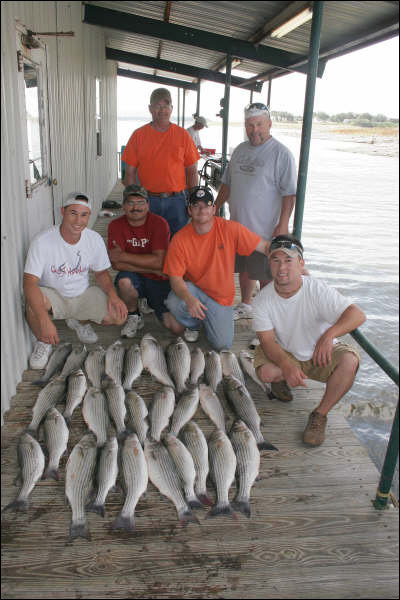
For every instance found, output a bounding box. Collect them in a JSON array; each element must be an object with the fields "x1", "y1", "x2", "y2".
[{"x1": 16, "y1": 23, "x2": 54, "y2": 240}]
